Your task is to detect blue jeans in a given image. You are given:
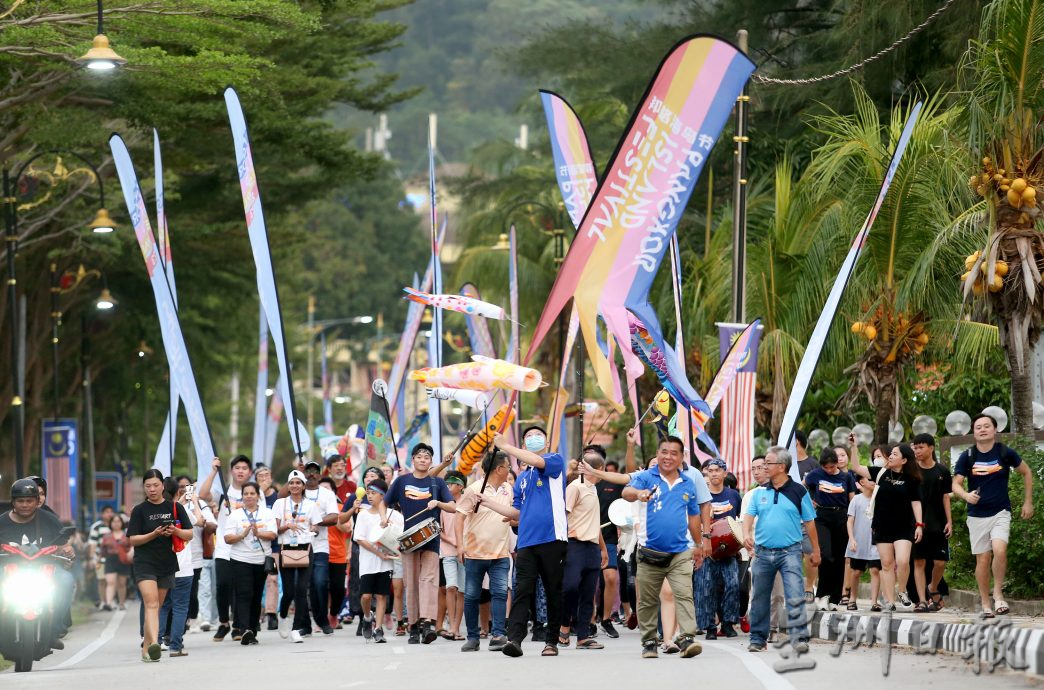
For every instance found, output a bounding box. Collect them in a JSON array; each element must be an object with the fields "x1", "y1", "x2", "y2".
[
  {"x1": 750, "y1": 543, "x2": 807, "y2": 646},
  {"x1": 309, "y1": 552, "x2": 330, "y2": 627},
  {"x1": 464, "y1": 557, "x2": 510, "y2": 641},
  {"x1": 160, "y1": 576, "x2": 193, "y2": 651}
]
